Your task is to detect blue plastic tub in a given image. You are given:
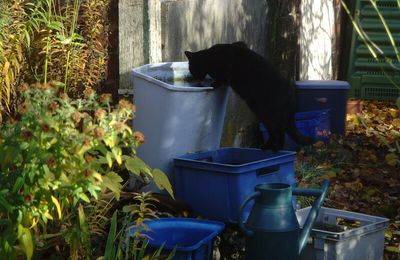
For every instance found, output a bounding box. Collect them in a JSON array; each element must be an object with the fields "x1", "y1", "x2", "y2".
[
  {"x1": 259, "y1": 110, "x2": 331, "y2": 150},
  {"x1": 295, "y1": 80, "x2": 350, "y2": 135},
  {"x1": 129, "y1": 218, "x2": 225, "y2": 260},
  {"x1": 173, "y1": 148, "x2": 296, "y2": 223}
]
